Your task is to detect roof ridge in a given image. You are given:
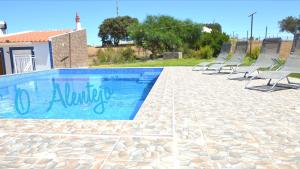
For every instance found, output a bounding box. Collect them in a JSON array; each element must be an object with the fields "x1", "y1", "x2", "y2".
[
  {"x1": 0, "y1": 29, "x2": 74, "y2": 43},
  {"x1": 0, "y1": 31, "x2": 33, "y2": 37},
  {"x1": 30, "y1": 29, "x2": 72, "y2": 32}
]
